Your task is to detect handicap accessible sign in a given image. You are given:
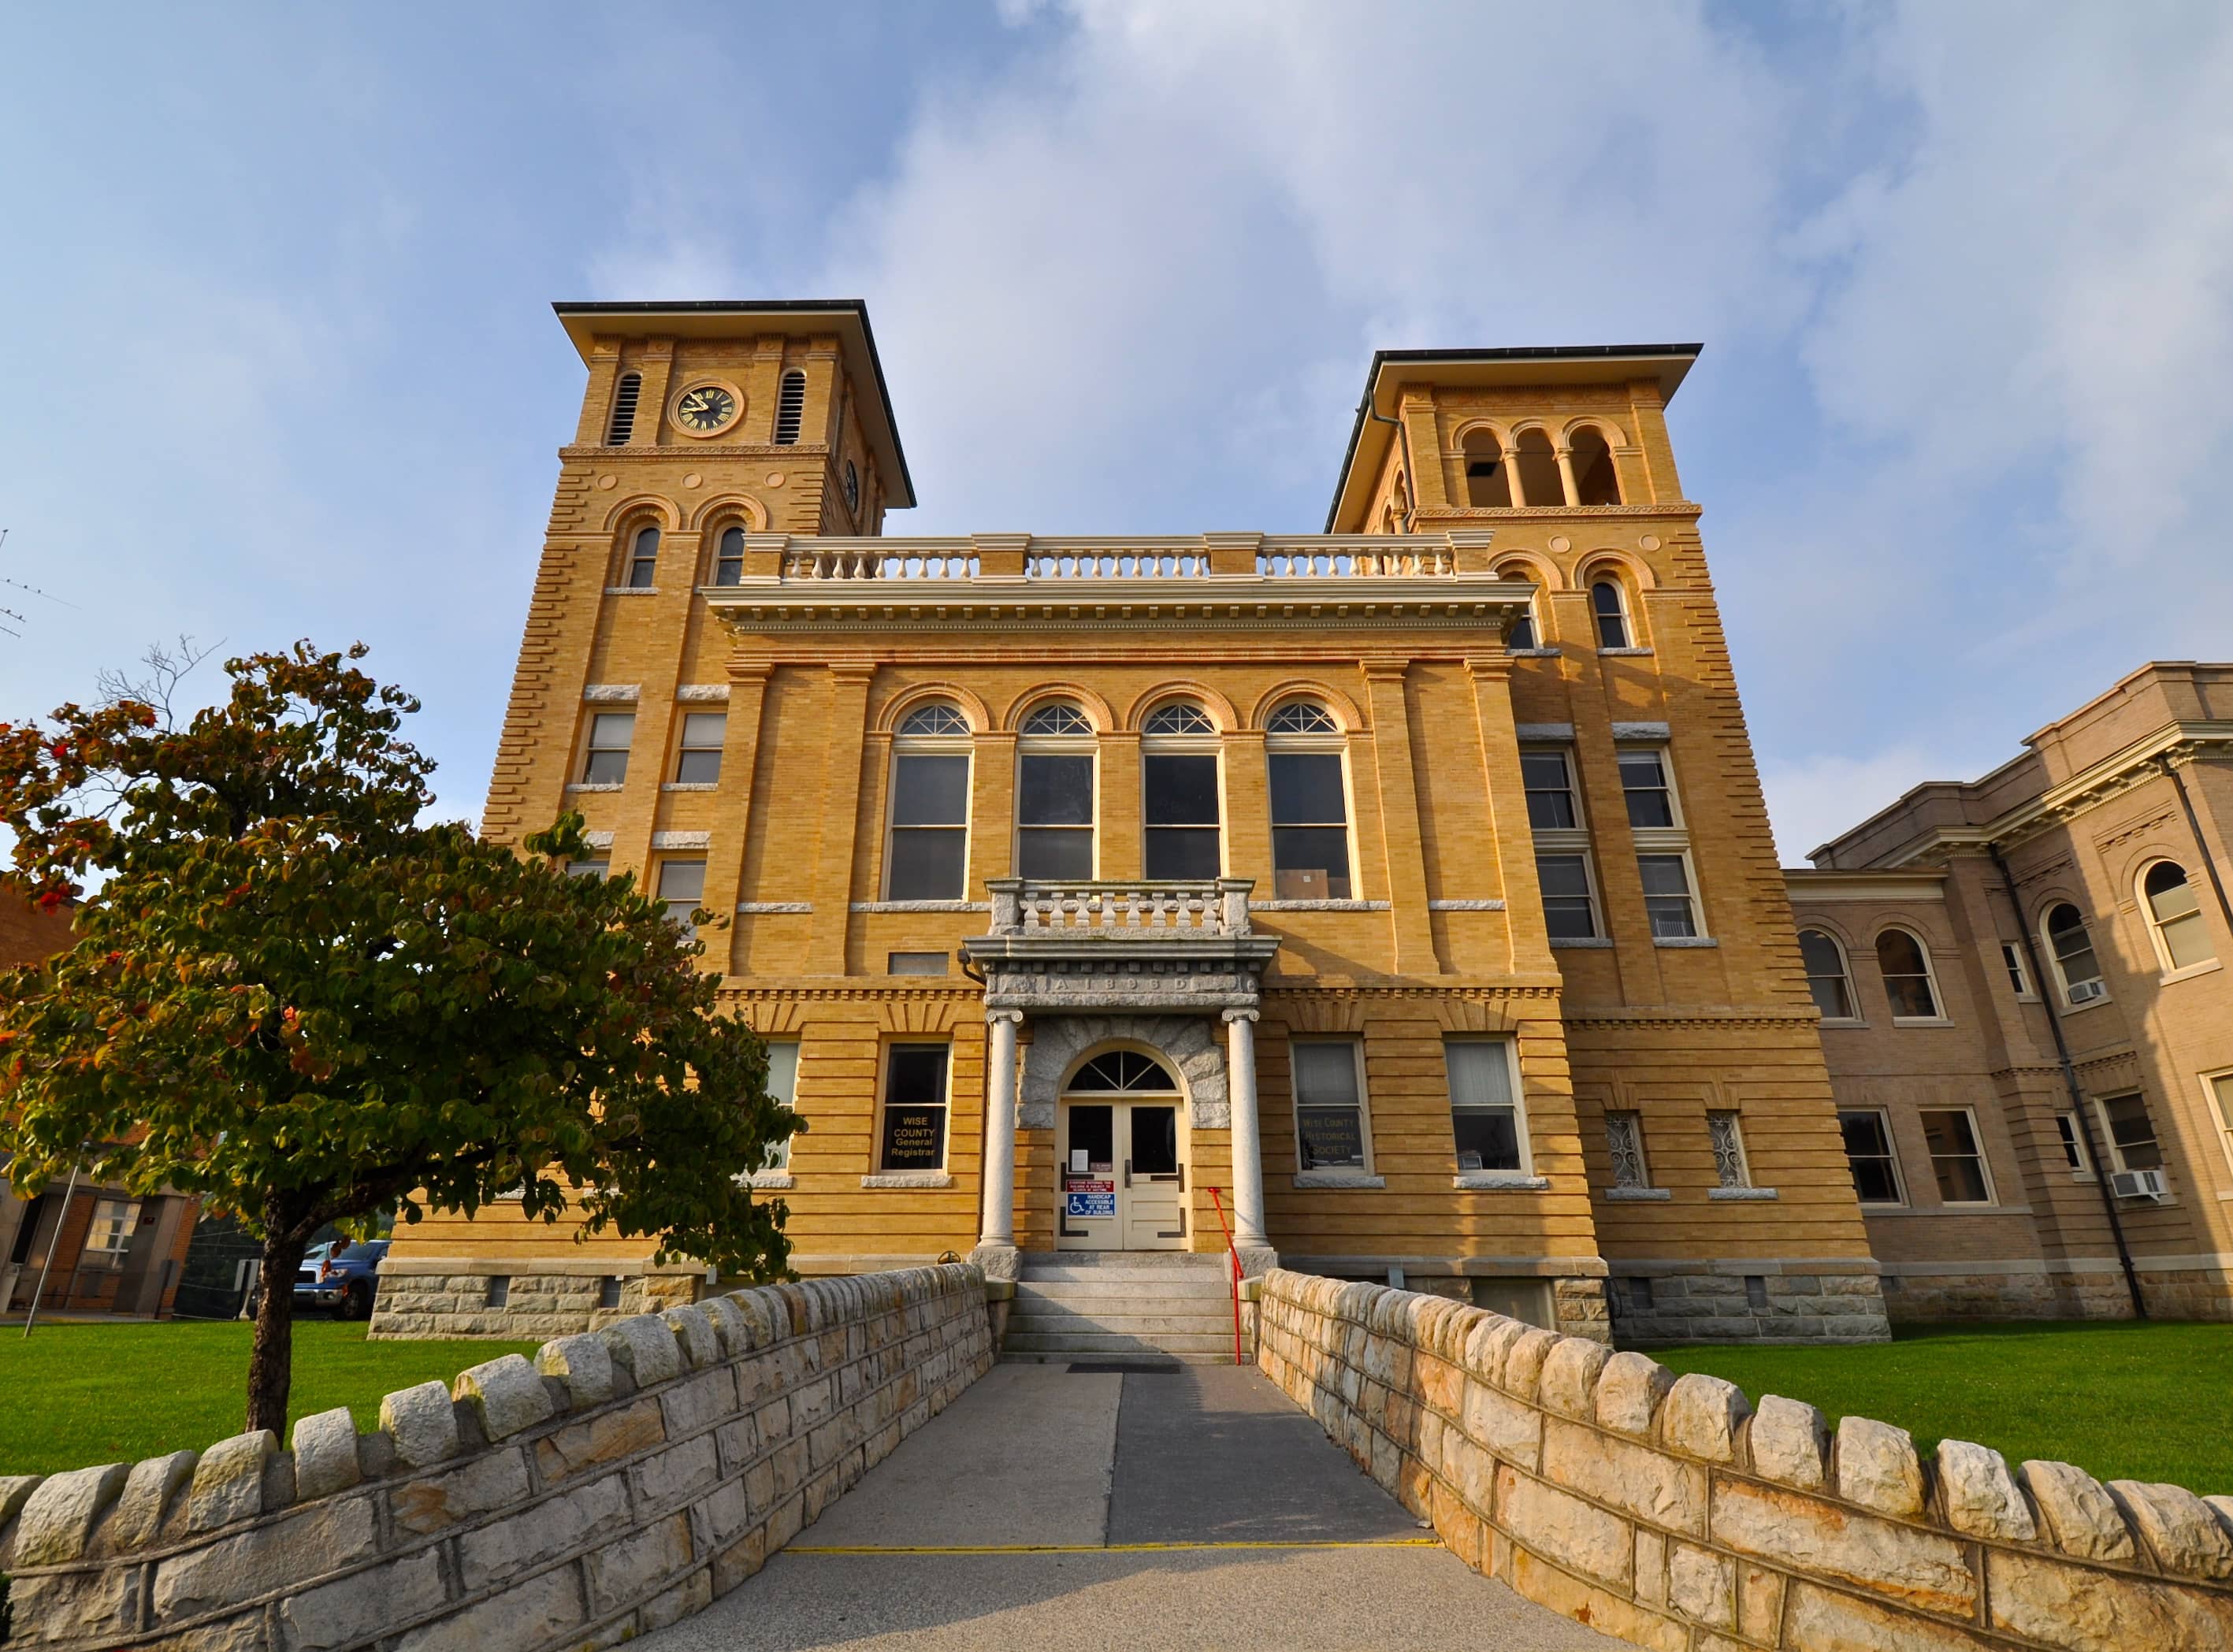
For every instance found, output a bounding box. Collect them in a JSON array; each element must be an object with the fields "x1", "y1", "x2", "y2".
[{"x1": 1064, "y1": 1179, "x2": 1116, "y2": 1219}]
